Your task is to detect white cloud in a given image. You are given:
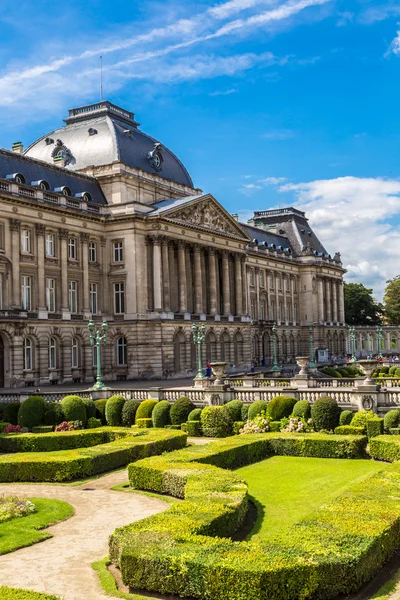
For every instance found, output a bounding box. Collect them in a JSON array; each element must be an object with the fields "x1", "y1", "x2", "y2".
[
  {"x1": 359, "y1": 5, "x2": 400, "y2": 25},
  {"x1": 258, "y1": 176, "x2": 288, "y2": 184},
  {"x1": 209, "y1": 88, "x2": 237, "y2": 96},
  {"x1": 387, "y1": 28, "x2": 400, "y2": 56}
]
